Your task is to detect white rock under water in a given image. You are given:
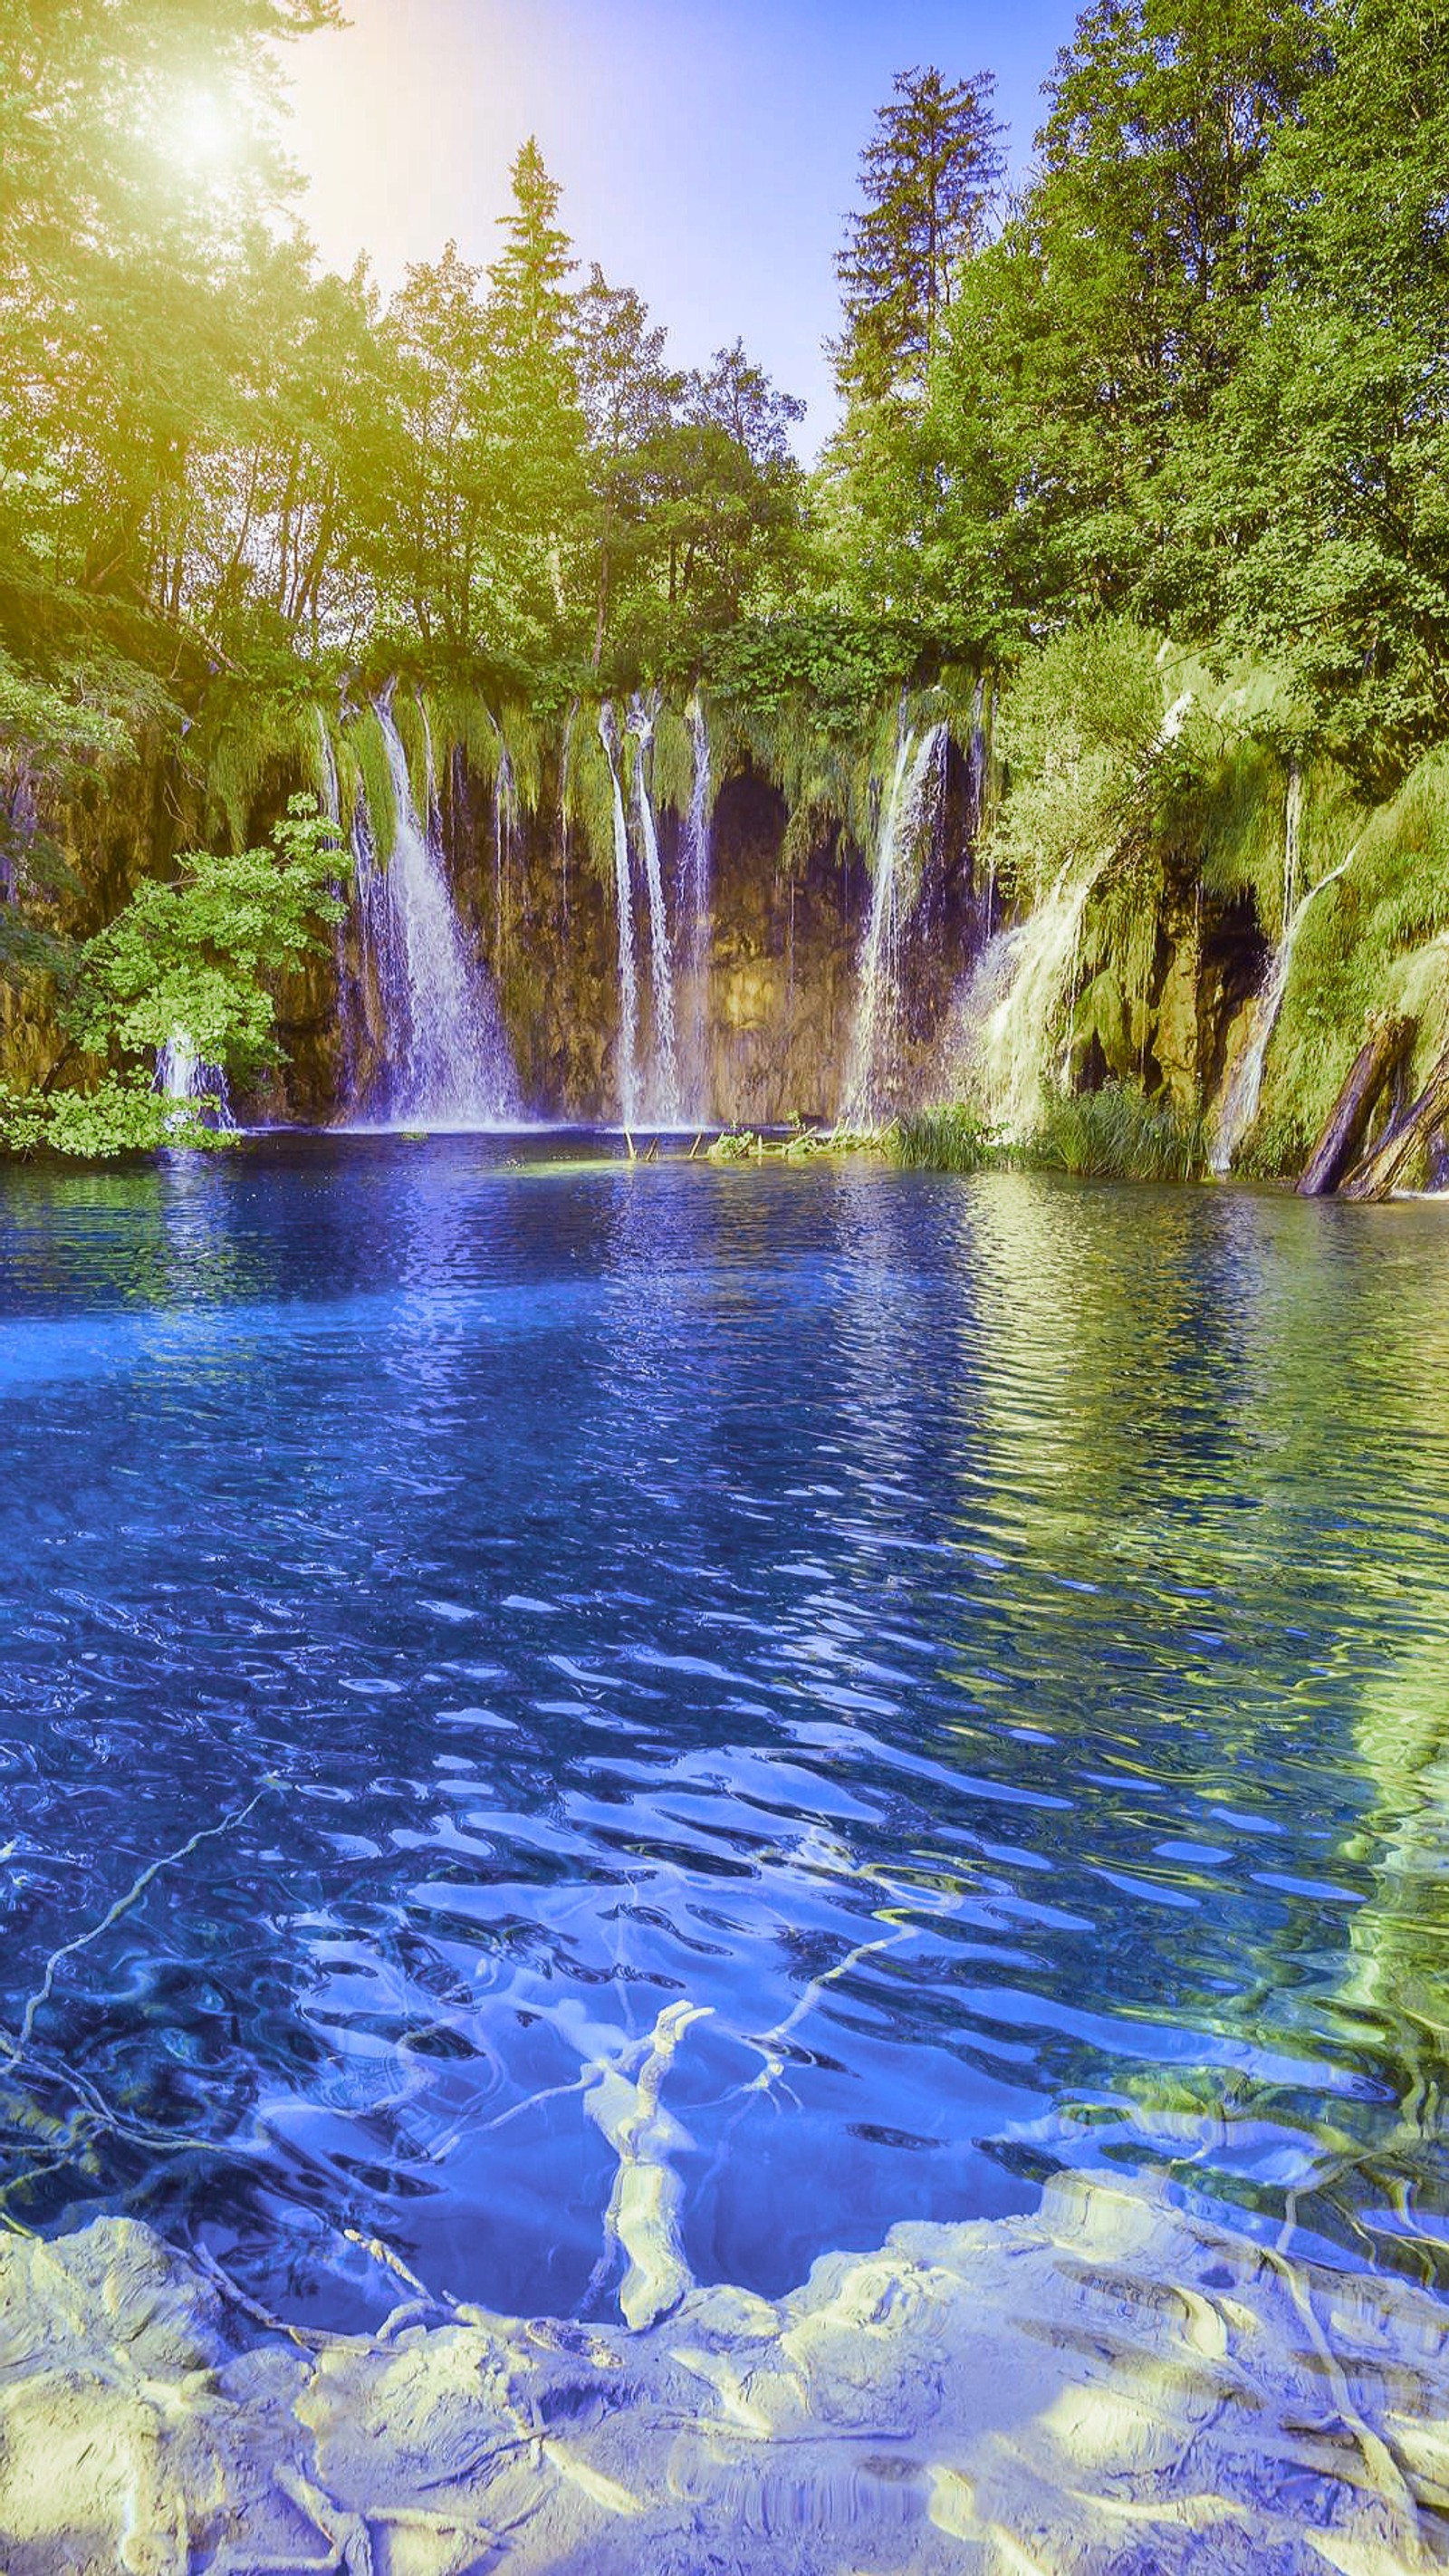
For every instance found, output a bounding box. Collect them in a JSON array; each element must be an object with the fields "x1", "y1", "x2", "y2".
[{"x1": 1, "y1": 2170, "x2": 1445, "y2": 2574}]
